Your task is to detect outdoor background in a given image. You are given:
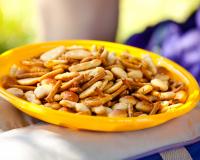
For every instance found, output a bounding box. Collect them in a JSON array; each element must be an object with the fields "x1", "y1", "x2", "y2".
[{"x1": 0, "y1": 0, "x2": 199, "y2": 53}]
